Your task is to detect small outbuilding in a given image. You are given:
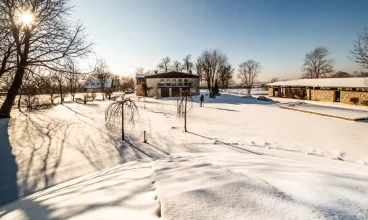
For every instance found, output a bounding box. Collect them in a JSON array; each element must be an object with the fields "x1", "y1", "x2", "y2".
[{"x1": 267, "y1": 78, "x2": 368, "y2": 105}]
